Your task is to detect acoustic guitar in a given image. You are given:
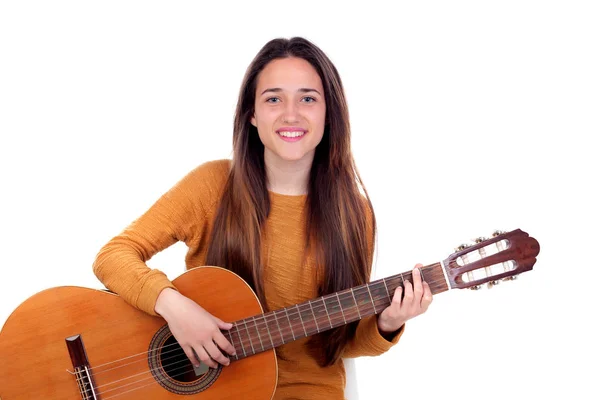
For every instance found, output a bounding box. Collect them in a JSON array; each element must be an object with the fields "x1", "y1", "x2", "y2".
[{"x1": 0, "y1": 228, "x2": 539, "y2": 399}]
